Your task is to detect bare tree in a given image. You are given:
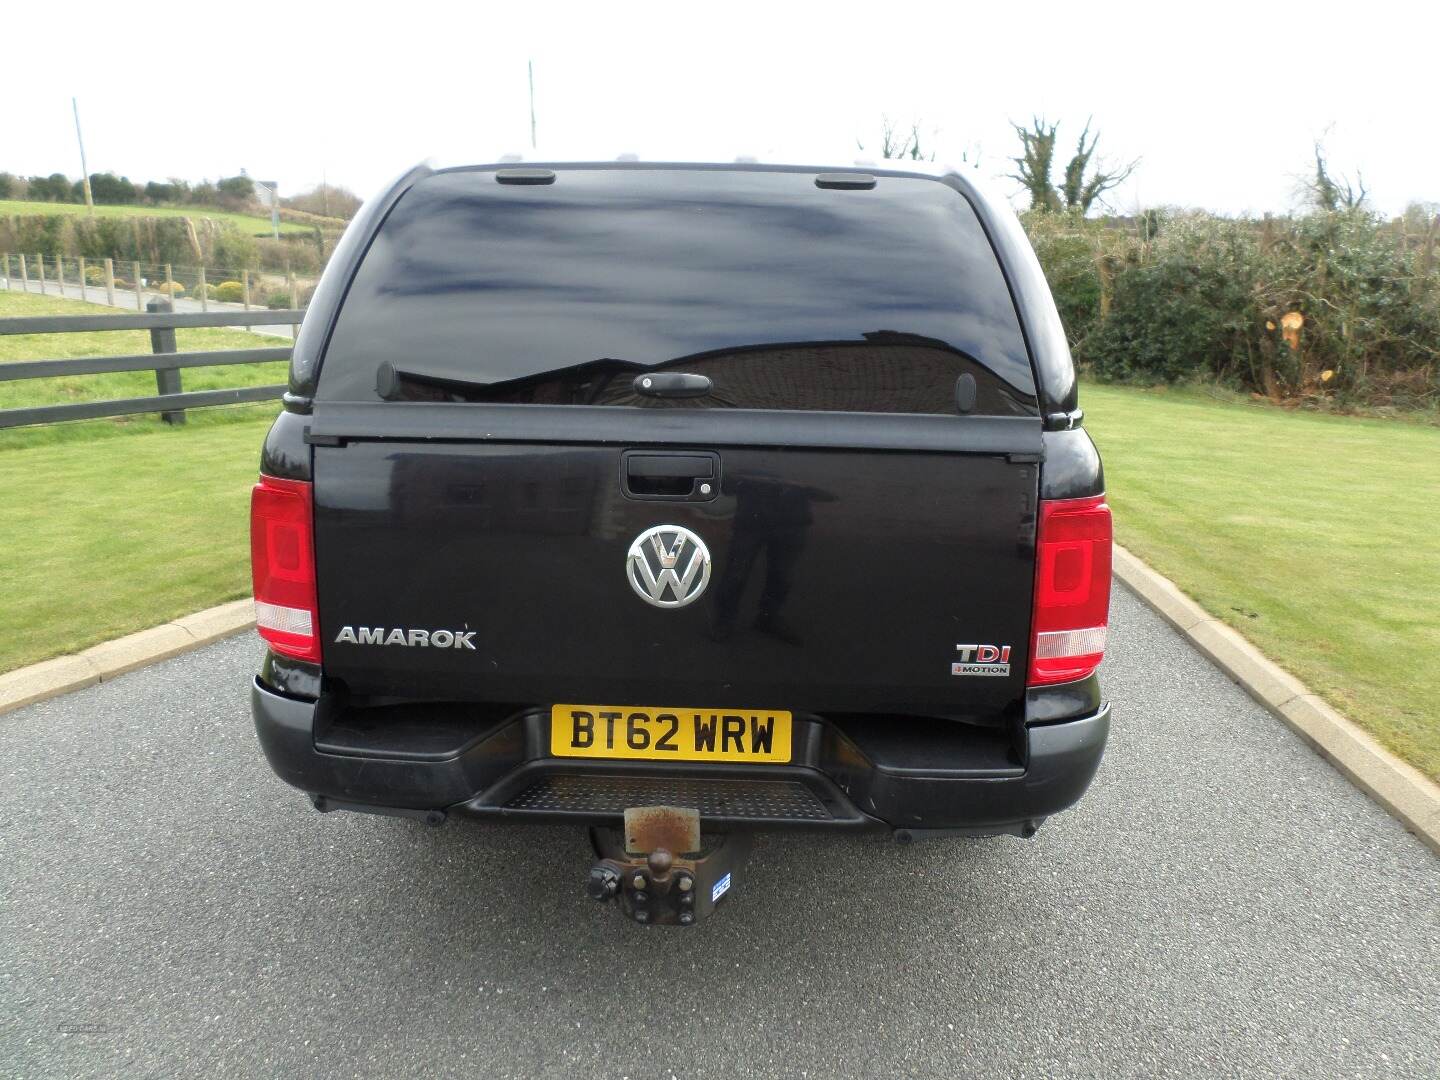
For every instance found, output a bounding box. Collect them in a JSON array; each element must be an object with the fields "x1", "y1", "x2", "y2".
[
  {"x1": 1009, "y1": 116, "x2": 1137, "y2": 214},
  {"x1": 1008, "y1": 117, "x2": 1061, "y2": 210},
  {"x1": 284, "y1": 183, "x2": 363, "y2": 220},
  {"x1": 1303, "y1": 141, "x2": 1367, "y2": 212},
  {"x1": 1060, "y1": 118, "x2": 1137, "y2": 213},
  {"x1": 858, "y1": 117, "x2": 934, "y2": 161},
  {"x1": 857, "y1": 118, "x2": 980, "y2": 168}
]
